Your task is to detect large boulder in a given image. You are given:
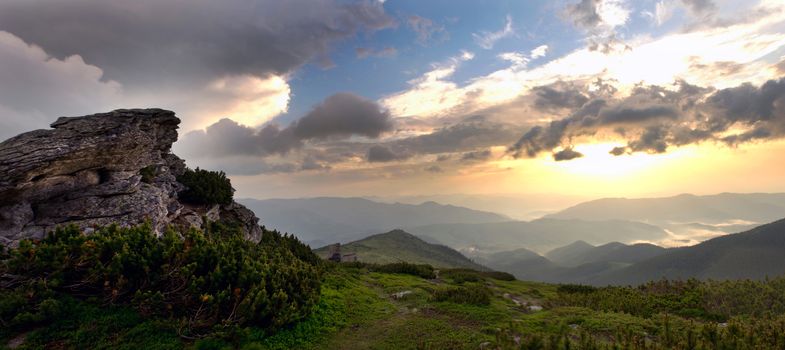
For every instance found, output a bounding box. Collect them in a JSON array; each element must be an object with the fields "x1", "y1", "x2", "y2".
[{"x1": 0, "y1": 109, "x2": 262, "y2": 246}]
